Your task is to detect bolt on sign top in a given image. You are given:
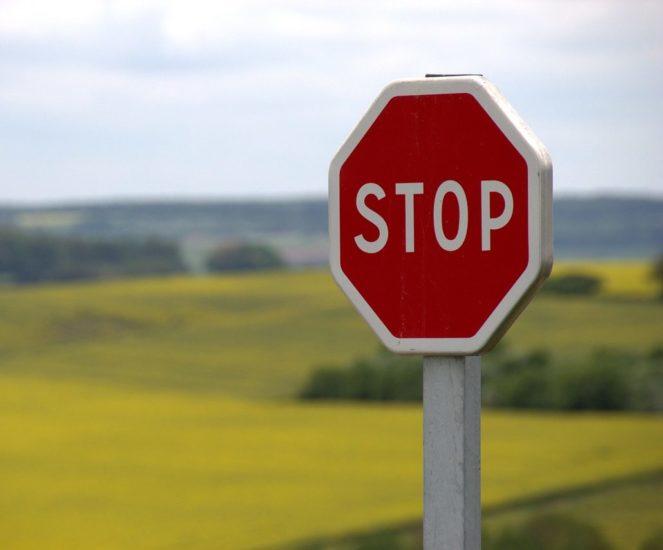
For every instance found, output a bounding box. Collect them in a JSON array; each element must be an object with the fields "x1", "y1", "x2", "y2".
[{"x1": 329, "y1": 76, "x2": 552, "y2": 355}]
